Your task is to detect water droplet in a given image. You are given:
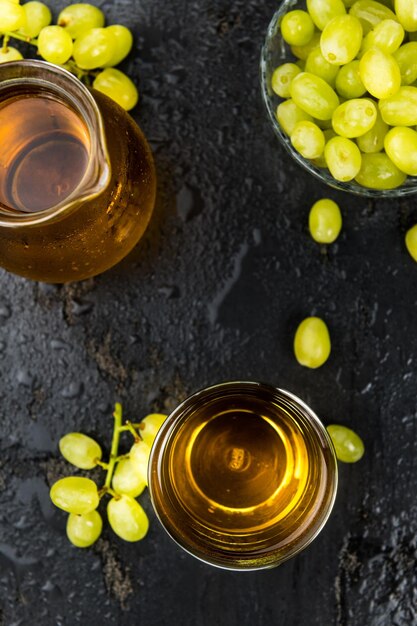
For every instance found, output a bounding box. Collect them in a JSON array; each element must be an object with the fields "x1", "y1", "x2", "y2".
[
  {"x1": 0, "y1": 302, "x2": 11, "y2": 320},
  {"x1": 72, "y1": 299, "x2": 93, "y2": 316},
  {"x1": 16, "y1": 369, "x2": 34, "y2": 388},
  {"x1": 50, "y1": 339, "x2": 68, "y2": 351},
  {"x1": 177, "y1": 184, "x2": 204, "y2": 222},
  {"x1": 60, "y1": 381, "x2": 84, "y2": 399},
  {"x1": 158, "y1": 285, "x2": 180, "y2": 299},
  {"x1": 207, "y1": 242, "x2": 249, "y2": 325}
]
